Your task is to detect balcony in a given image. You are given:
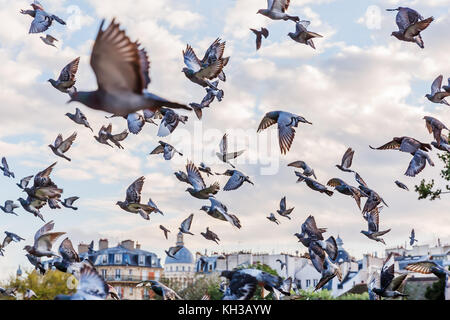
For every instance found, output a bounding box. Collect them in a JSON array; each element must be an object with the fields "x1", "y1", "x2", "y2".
[{"x1": 104, "y1": 275, "x2": 148, "y2": 282}]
